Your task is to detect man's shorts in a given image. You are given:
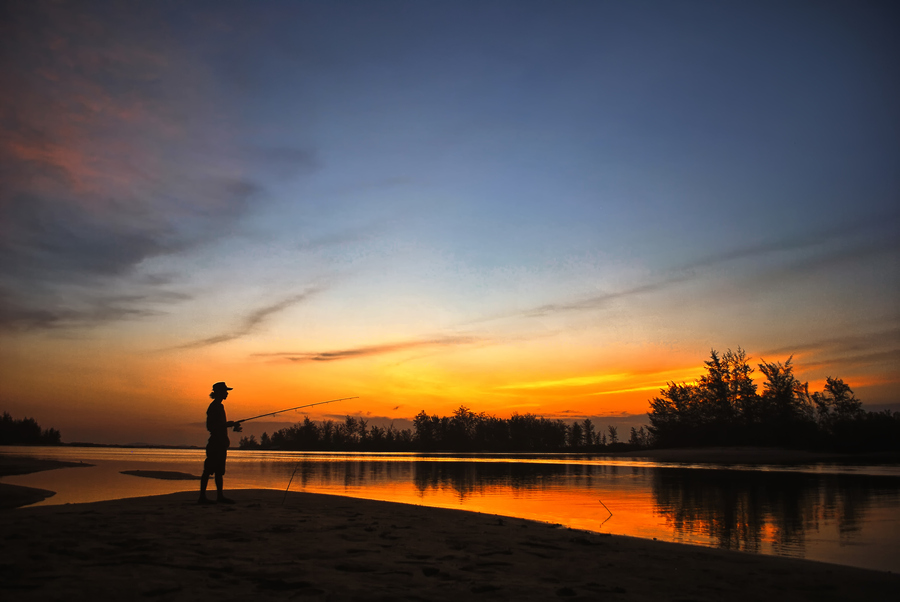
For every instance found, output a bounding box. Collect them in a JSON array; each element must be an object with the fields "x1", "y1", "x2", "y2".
[{"x1": 204, "y1": 444, "x2": 227, "y2": 476}]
